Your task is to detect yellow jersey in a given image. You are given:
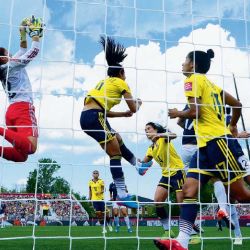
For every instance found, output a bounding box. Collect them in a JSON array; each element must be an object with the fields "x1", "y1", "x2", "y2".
[
  {"x1": 184, "y1": 74, "x2": 231, "y2": 148},
  {"x1": 89, "y1": 179, "x2": 104, "y2": 201},
  {"x1": 146, "y1": 138, "x2": 184, "y2": 177},
  {"x1": 85, "y1": 77, "x2": 131, "y2": 111}
]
